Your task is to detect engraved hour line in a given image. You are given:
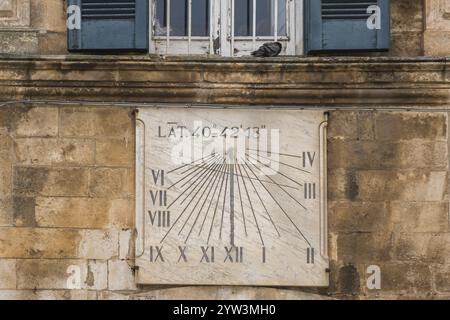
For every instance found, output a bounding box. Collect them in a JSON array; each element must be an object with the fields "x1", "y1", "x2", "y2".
[
  {"x1": 186, "y1": 166, "x2": 299, "y2": 190},
  {"x1": 179, "y1": 160, "x2": 222, "y2": 205},
  {"x1": 241, "y1": 157, "x2": 312, "y2": 247},
  {"x1": 198, "y1": 161, "x2": 227, "y2": 237},
  {"x1": 177, "y1": 162, "x2": 222, "y2": 236},
  {"x1": 248, "y1": 151, "x2": 311, "y2": 174},
  {"x1": 160, "y1": 159, "x2": 222, "y2": 244},
  {"x1": 234, "y1": 162, "x2": 248, "y2": 237},
  {"x1": 246, "y1": 148, "x2": 303, "y2": 159},
  {"x1": 185, "y1": 162, "x2": 226, "y2": 243},
  {"x1": 166, "y1": 157, "x2": 219, "y2": 209},
  {"x1": 239, "y1": 162, "x2": 281, "y2": 238},
  {"x1": 219, "y1": 162, "x2": 230, "y2": 241},
  {"x1": 167, "y1": 154, "x2": 219, "y2": 191},
  {"x1": 167, "y1": 153, "x2": 216, "y2": 174},
  {"x1": 207, "y1": 158, "x2": 229, "y2": 244},
  {"x1": 245, "y1": 157, "x2": 307, "y2": 211},
  {"x1": 246, "y1": 153, "x2": 304, "y2": 188},
  {"x1": 178, "y1": 161, "x2": 223, "y2": 237},
  {"x1": 181, "y1": 159, "x2": 220, "y2": 204},
  {"x1": 236, "y1": 162, "x2": 265, "y2": 246}
]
